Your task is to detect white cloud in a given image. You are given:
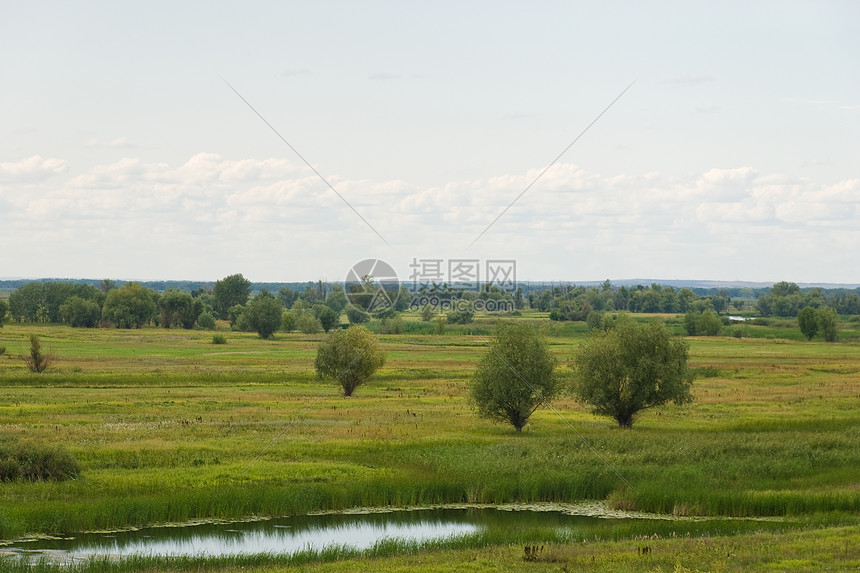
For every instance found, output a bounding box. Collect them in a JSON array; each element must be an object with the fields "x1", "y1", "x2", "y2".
[
  {"x1": 0, "y1": 155, "x2": 68, "y2": 181},
  {"x1": 1, "y1": 153, "x2": 858, "y2": 282}
]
